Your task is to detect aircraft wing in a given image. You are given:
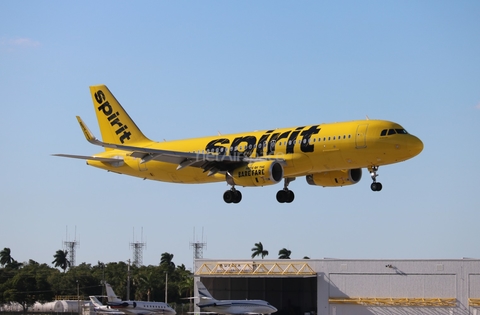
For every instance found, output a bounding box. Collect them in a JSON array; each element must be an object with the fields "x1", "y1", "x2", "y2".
[{"x1": 73, "y1": 116, "x2": 285, "y2": 173}]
